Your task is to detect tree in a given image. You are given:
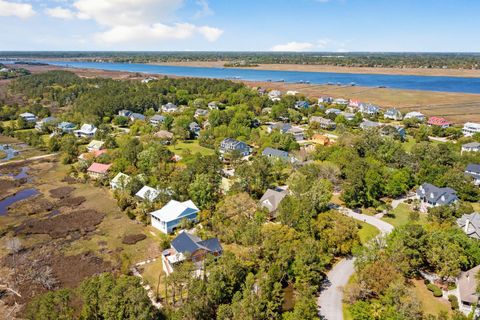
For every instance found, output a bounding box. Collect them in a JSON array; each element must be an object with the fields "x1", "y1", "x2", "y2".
[
  {"x1": 26, "y1": 289, "x2": 74, "y2": 320},
  {"x1": 315, "y1": 211, "x2": 360, "y2": 256},
  {"x1": 188, "y1": 173, "x2": 217, "y2": 210}
]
